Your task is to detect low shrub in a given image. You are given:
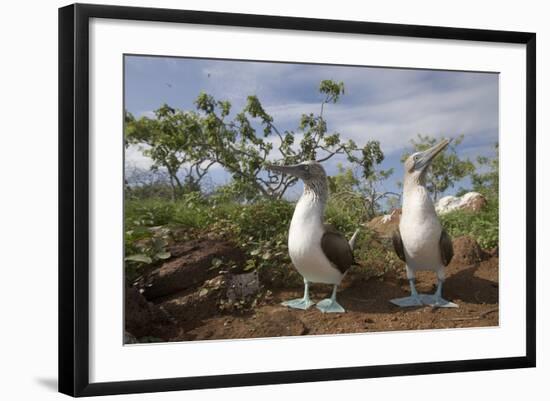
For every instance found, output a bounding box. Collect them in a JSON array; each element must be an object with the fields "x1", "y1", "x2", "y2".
[{"x1": 440, "y1": 196, "x2": 499, "y2": 249}]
